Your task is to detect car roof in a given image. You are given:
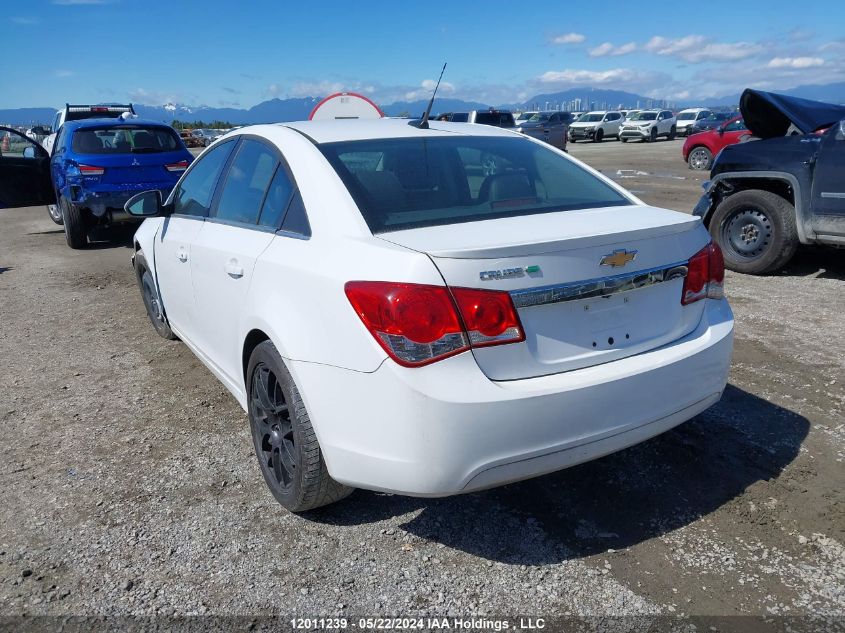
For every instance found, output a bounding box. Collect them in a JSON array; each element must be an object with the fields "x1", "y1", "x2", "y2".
[
  {"x1": 280, "y1": 118, "x2": 519, "y2": 144},
  {"x1": 64, "y1": 117, "x2": 172, "y2": 131}
]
